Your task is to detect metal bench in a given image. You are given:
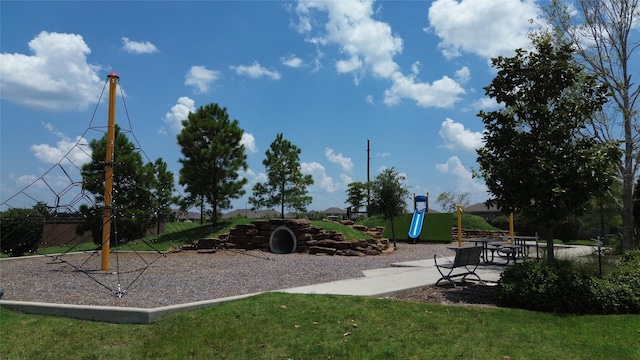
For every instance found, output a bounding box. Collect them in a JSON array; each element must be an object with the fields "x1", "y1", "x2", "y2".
[{"x1": 434, "y1": 246, "x2": 483, "y2": 287}]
